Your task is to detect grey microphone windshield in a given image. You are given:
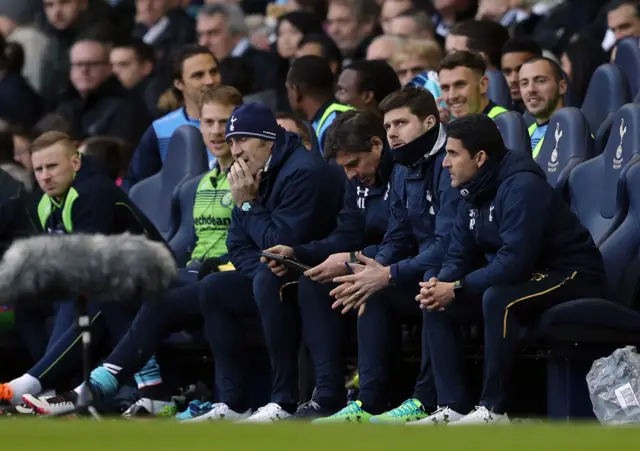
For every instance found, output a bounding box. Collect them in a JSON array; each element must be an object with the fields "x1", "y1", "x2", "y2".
[{"x1": 0, "y1": 233, "x2": 177, "y2": 306}]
